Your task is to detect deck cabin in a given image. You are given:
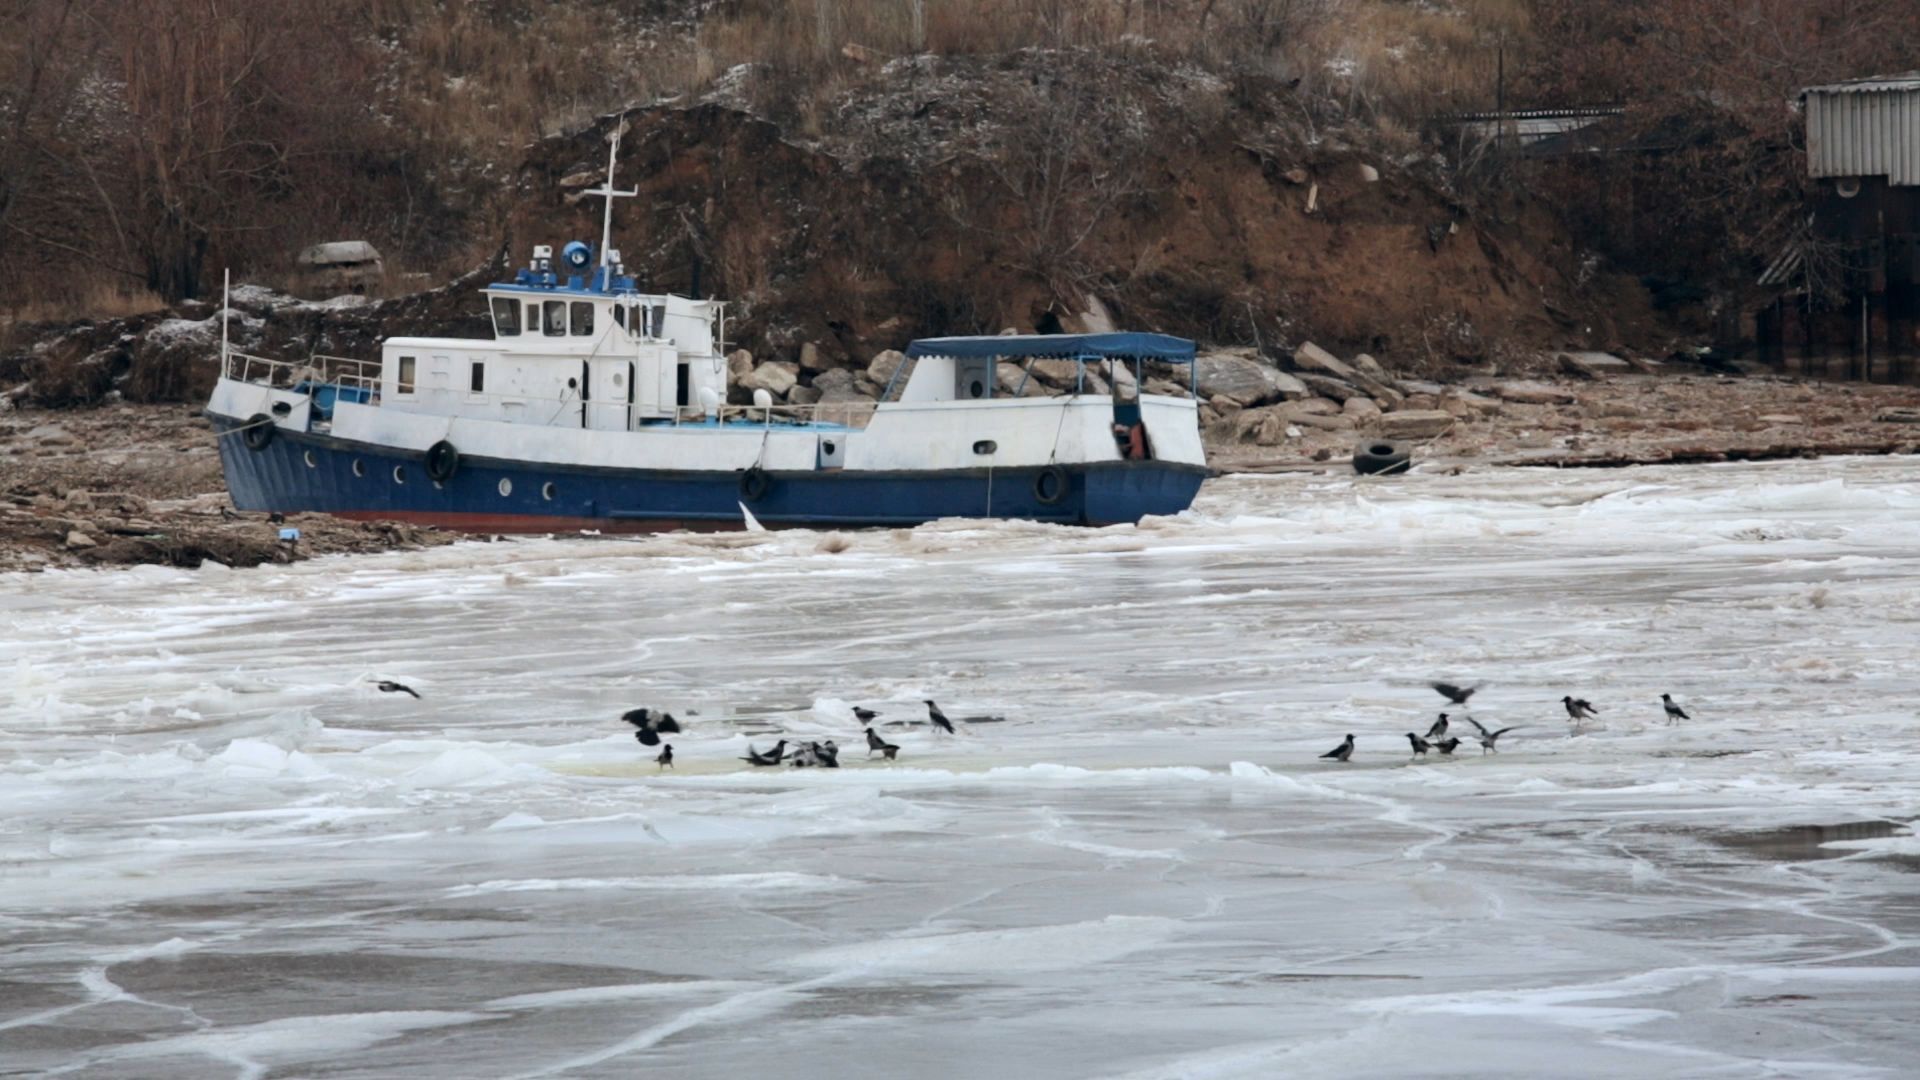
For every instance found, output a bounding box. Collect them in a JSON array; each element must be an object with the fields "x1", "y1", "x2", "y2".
[{"x1": 377, "y1": 241, "x2": 727, "y2": 432}]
